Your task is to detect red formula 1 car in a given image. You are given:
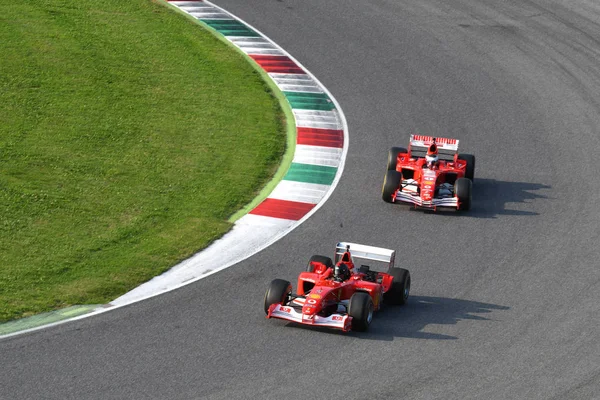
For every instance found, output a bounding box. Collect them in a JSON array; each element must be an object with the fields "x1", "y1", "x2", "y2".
[
  {"x1": 382, "y1": 135, "x2": 475, "y2": 211},
  {"x1": 264, "y1": 242, "x2": 411, "y2": 332}
]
